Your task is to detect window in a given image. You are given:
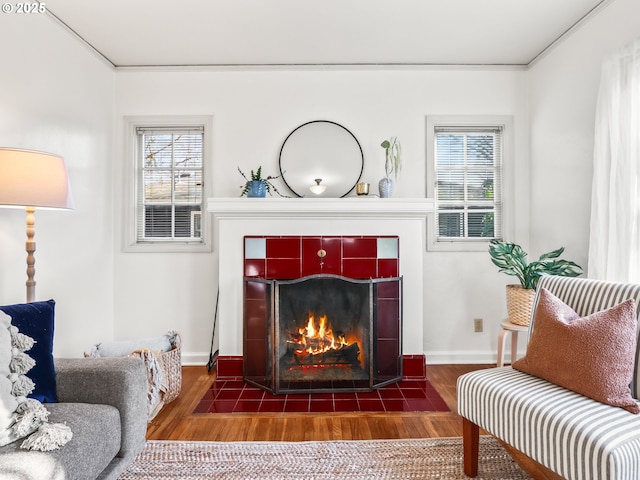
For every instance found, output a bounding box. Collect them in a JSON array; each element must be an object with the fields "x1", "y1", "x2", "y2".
[
  {"x1": 426, "y1": 116, "x2": 512, "y2": 252},
  {"x1": 124, "y1": 116, "x2": 212, "y2": 252}
]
